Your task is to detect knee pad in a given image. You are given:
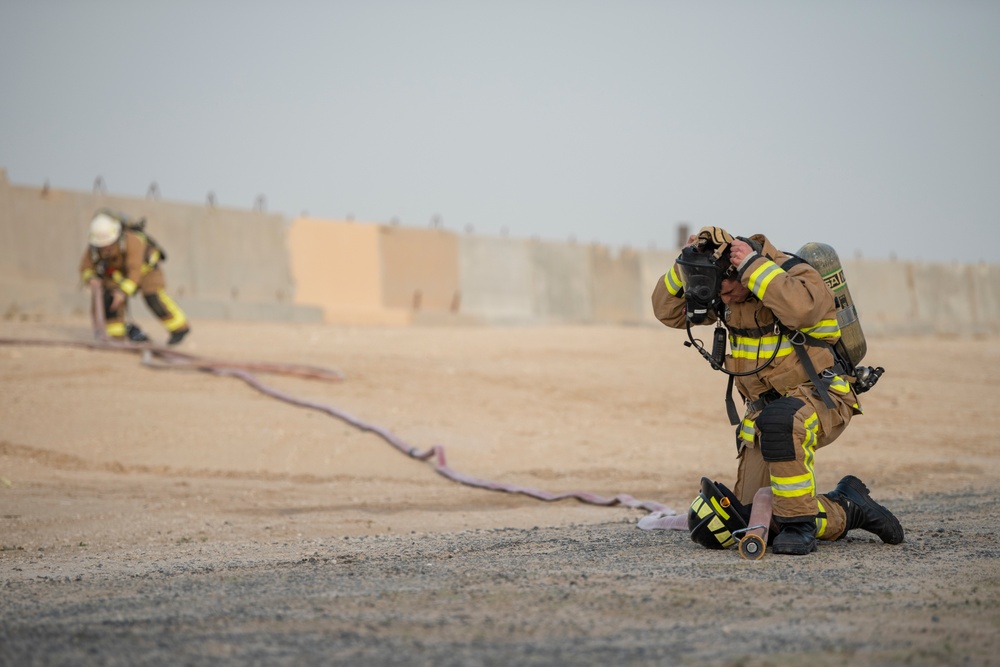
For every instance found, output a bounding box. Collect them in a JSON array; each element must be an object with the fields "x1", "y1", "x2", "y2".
[
  {"x1": 756, "y1": 396, "x2": 805, "y2": 463},
  {"x1": 143, "y1": 291, "x2": 170, "y2": 319}
]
